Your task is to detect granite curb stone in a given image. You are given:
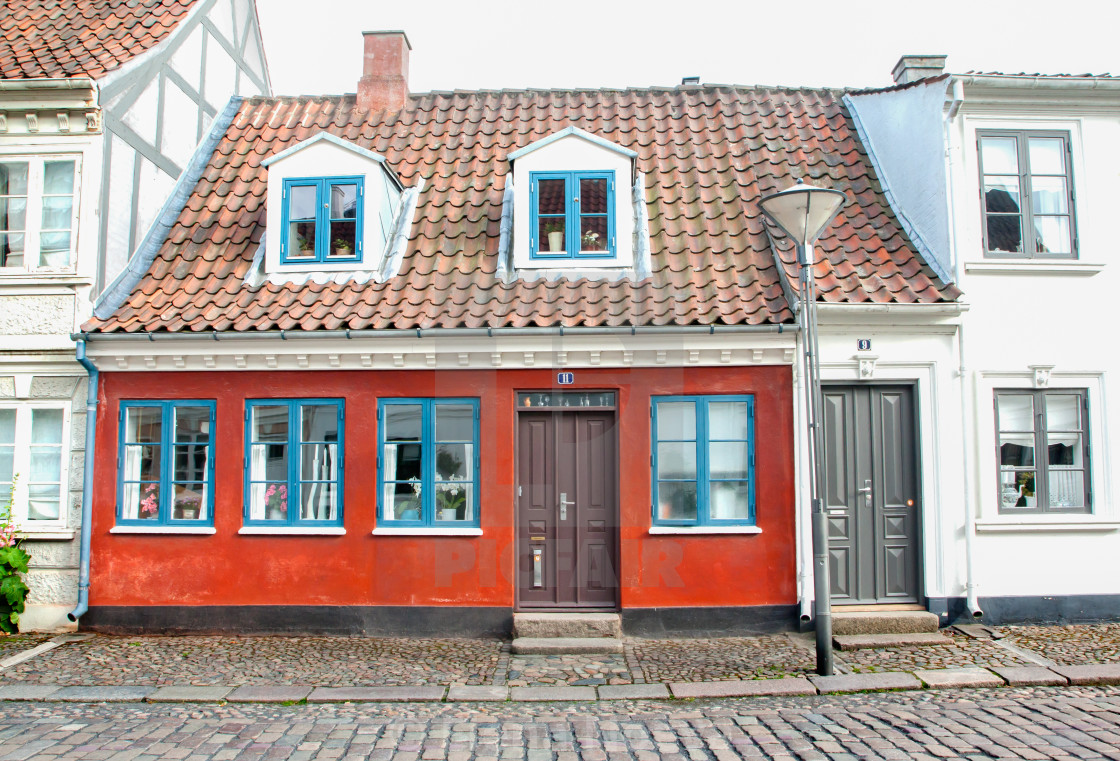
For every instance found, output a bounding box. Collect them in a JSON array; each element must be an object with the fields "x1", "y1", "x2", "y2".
[
  {"x1": 446, "y1": 685, "x2": 509, "y2": 701},
  {"x1": 509, "y1": 686, "x2": 597, "y2": 701},
  {"x1": 991, "y1": 666, "x2": 1069, "y2": 687},
  {"x1": 914, "y1": 668, "x2": 1004, "y2": 689},
  {"x1": 0, "y1": 684, "x2": 62, "y2": 701},
  {"x1": 810, "y1": 671, "x2": 922, "y2": 694},
  {"x1": 597, "y1": 683, "x2": 672, "y2": 700},
  {"x1": 670, "y1": 677, "x2": 816, "y2": 698},
  {"x1": 147, "y1": 685, "x2": 233, "y2": 702},
  {"x1": 1052, "y1": 664, "x2": 1120, "y2": 685},
  {"x1": 226, "y1": 685, "x2": 314, "y2": 703},
  {"x1": 308, "y1": 686, "x2": 446, "y2": 702},
  {"x1": 46, "y1": 686, "x2": 155, "y2": 702}
]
